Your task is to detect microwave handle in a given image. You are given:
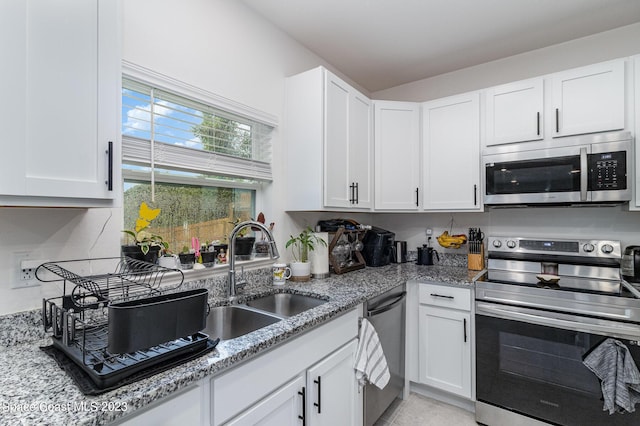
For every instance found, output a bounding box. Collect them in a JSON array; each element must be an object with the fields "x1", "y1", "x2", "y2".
[{"x1": 580, "y1": 147, "x2": 588, "y2": 202}]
